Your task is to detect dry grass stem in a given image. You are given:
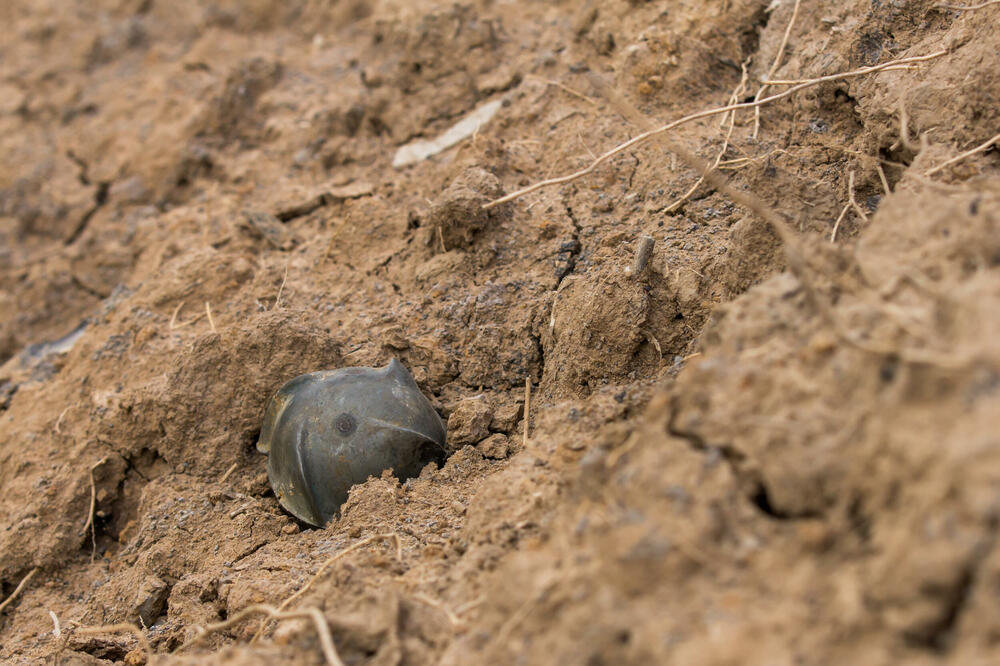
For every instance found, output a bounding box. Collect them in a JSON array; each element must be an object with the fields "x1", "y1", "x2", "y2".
[
  {"x1": 178, "y1": 604, "x2": 344, "y2": 666},
  {"x1": 925, "y1": 132, "x2": 1000, "y2": 176},
  {"x1": 205, "y1": 302, "x2": 217, "y2": 333},
  {"x1": 753, "y1": 0, "x2": 801, "y2": 139},
  {"x1": 454, "y1": 597, "x2": 485, "y2": 616},
  {"x1": 228, "y1": 501, "x2": 255, "y2": 518},
  {"x1": 585, "y1": 69, "x2": 802, "y2": 254},
  {"x1": 846, "y1": 171, "x2": 869, "y2": 223},
  {"x1": 484, "y1": 51, "x2": 947, "y2": 210},
  {"x1": 274, "y1": 260, "x2": 290, "y2": 309},
  {"x1": 898, "y1": 99, "x2": 919, "y2": 153},
  {"x1": 830, "y1": 203, "x2": 851, "y2": 243},
  {"x1": 0, "y1": 567, "x2": 39, "y2": 614},
  {"x1": 641, "y1": 328, "x2": 663, "y2": 360},
  {"x1": 168, "y1": 301, "x2": 185, "y2": 329},
  {"x1": 765, "y1": 64, "x2": 918, "y2": 85},
  {"x1": 525, "y1": 75, "x2": 598, "y2": 106},
  {"x1": 169, "y1": 301, "x2": 205, "y2": 329},
  {"x1": 663, "y1": 60, "x2": 749, "y2": 214},
  {"x1": 218, "y1": 462, "x2": 238, "y2": 484},
  {"x1": 76, "y1": 623, "x2": 152, "y2": 661},
  {"x1": 413, "y1": 593, "x2": 464, "y2": 629},
  {"x1": 82, "y1": 458, "x2": 107, "y2": 562},
  {"x1": 935, "y1": 0, "x2": 1000, "y2": 9},
  {"x1": 54, "y1": 405, "x2": 73, "y2": 434},
  {"x1": 437, "y1": 225, "x2": 446, "y2": 253},
  {"x1": 493, "y1": 581, "x2": 554, "y2": 648},
  {"x1": 251, "y1": 533, "x2": 402, "y2": 643},
  {"x1": 577, "y1": 133, "x2": 597, "y2": 161},
  {"x1": 876, "y1": 164, "x2": 891, "y2": 195}
]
